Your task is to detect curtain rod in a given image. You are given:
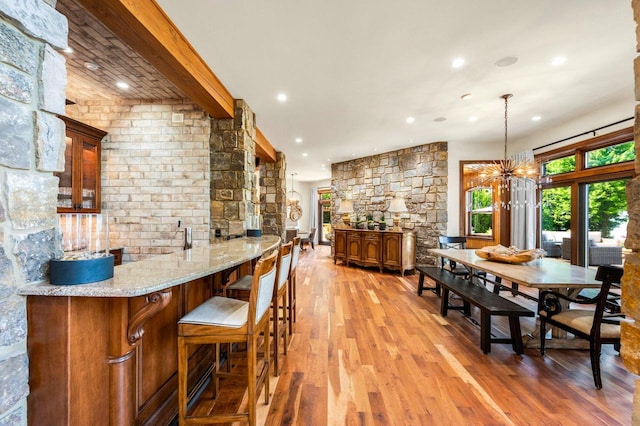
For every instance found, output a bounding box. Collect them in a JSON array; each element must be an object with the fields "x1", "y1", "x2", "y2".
[{"x1": 532, "y1": 116, "x2": 634, "y2": 152}]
